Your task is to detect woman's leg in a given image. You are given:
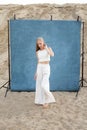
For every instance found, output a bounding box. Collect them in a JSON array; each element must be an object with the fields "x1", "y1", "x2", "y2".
[
  {"x1": 41, "y1": 64, "x2": 56, "y2": 106},
  {"x1": 35, "y1": 64, "x2": 44, "y2": 104},
  {"x1": 35, "y1": 65, "x2": 42, "y2": 104}
]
